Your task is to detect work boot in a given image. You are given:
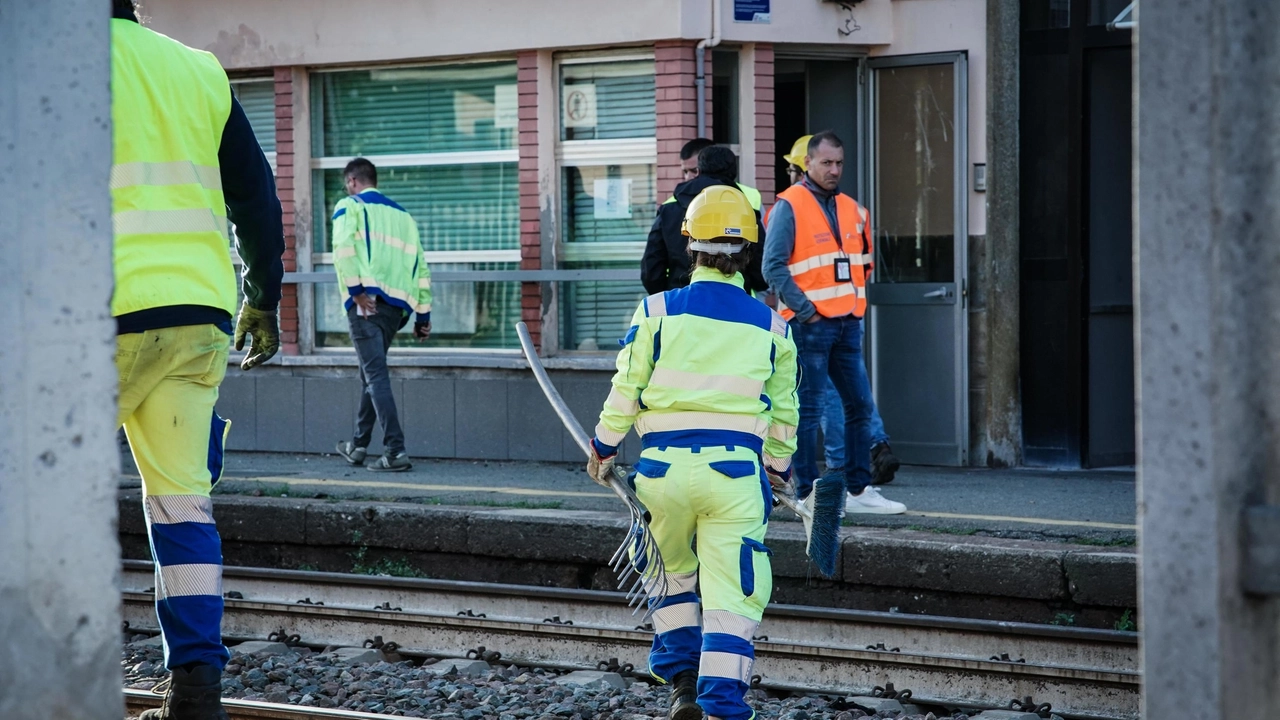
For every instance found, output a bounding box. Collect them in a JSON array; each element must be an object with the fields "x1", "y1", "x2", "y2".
[
  {"x1": 139, "y1": 664, "x2": 229, "y2": 720},
  {"x1": 335, "y1": 440, "x2": 367, "y2": 466},
  {"x1": 871, "y1": 442, "x2": 901, "y2": 485},
  {"x1": 368, "y1": 451, "x2": 412, "y2": 472},
  {"x1": 668, "y1": 669, "x2": 703, "y2": 720}
]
